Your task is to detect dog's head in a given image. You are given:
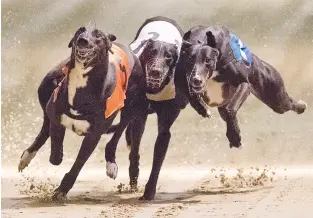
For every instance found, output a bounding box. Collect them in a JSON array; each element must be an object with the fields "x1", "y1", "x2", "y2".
[
  {"x1": 68, "y1": 25, "x2": 116, "y2": 68},
  {"x1": 181, "y1": 31, "x2": 219, "y2": 94},
  {"x1": 139, "y1": 39, "x2": 179, "y2": 92}
]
